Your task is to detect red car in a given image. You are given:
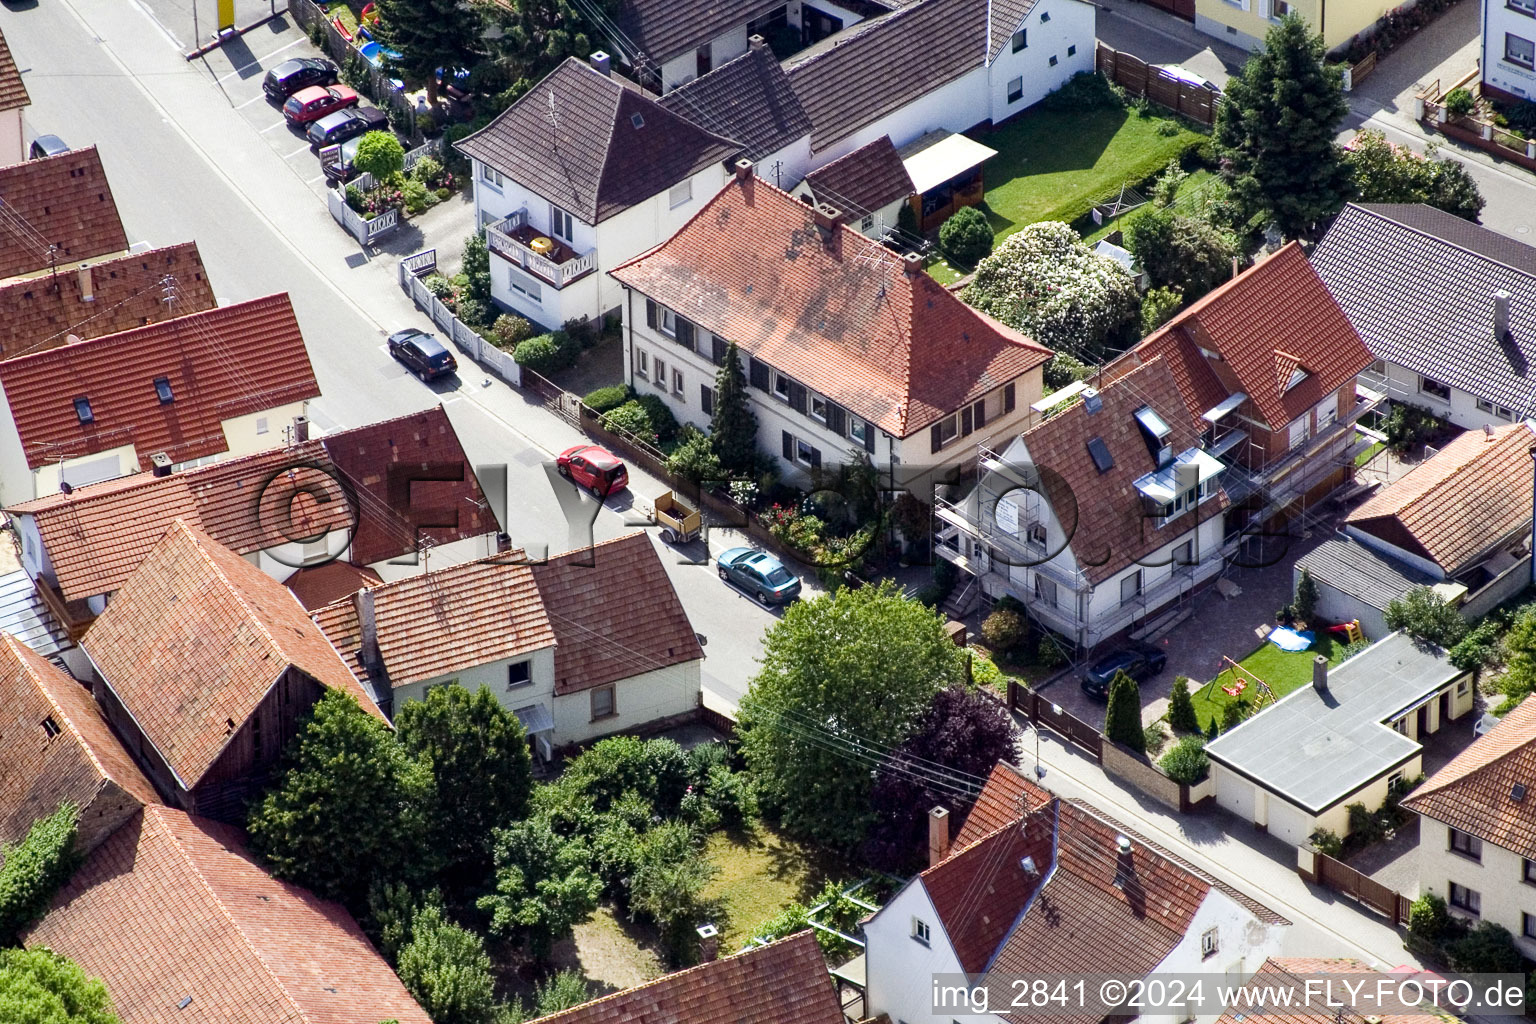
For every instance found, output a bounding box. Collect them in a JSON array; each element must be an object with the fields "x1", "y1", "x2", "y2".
[
  {"x1": 283, "y1": 84, "x2": 360, "y2": 126},
  {"x1": 557, "y1": 444, "x2": 628, "y2": 497}
]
